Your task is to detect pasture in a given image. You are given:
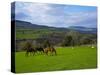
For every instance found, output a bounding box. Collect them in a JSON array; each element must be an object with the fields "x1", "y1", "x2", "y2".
[{"x1": 15, "y1": 46, "x2": 97, "y2": 73}]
